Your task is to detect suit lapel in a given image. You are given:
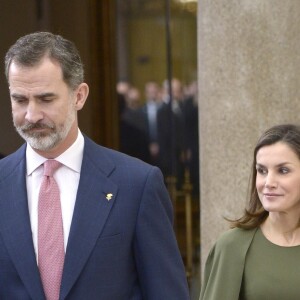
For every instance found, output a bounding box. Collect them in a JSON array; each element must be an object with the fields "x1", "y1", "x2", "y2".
[
  {"x1": 60, "y1": 139, "x2": 118, "y2": 299},
  {"x1": 0, "y1": 151, "x2": 45, "y2": 300}
]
